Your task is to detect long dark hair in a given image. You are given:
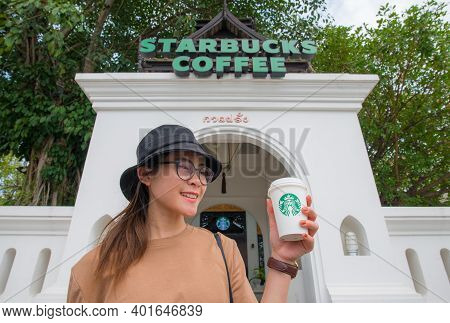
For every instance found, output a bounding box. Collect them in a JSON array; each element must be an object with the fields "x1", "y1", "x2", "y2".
[{"x1": 94, "y1": 157, "x2": 162, "y2": 287}]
